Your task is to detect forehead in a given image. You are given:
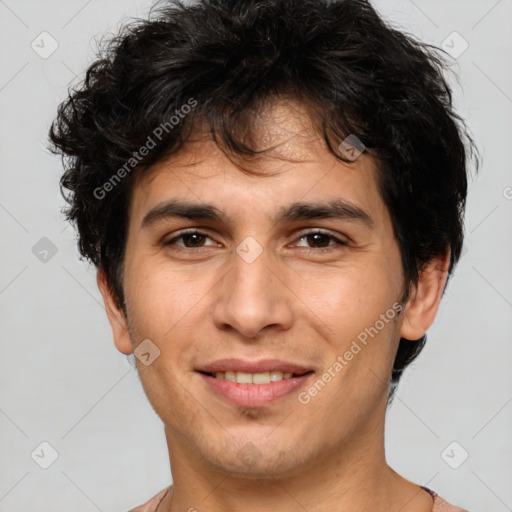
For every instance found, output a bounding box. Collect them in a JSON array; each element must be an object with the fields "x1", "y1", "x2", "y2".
[{"x1": 129, "y1": 99, "x2": 386, "y2": 227}]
